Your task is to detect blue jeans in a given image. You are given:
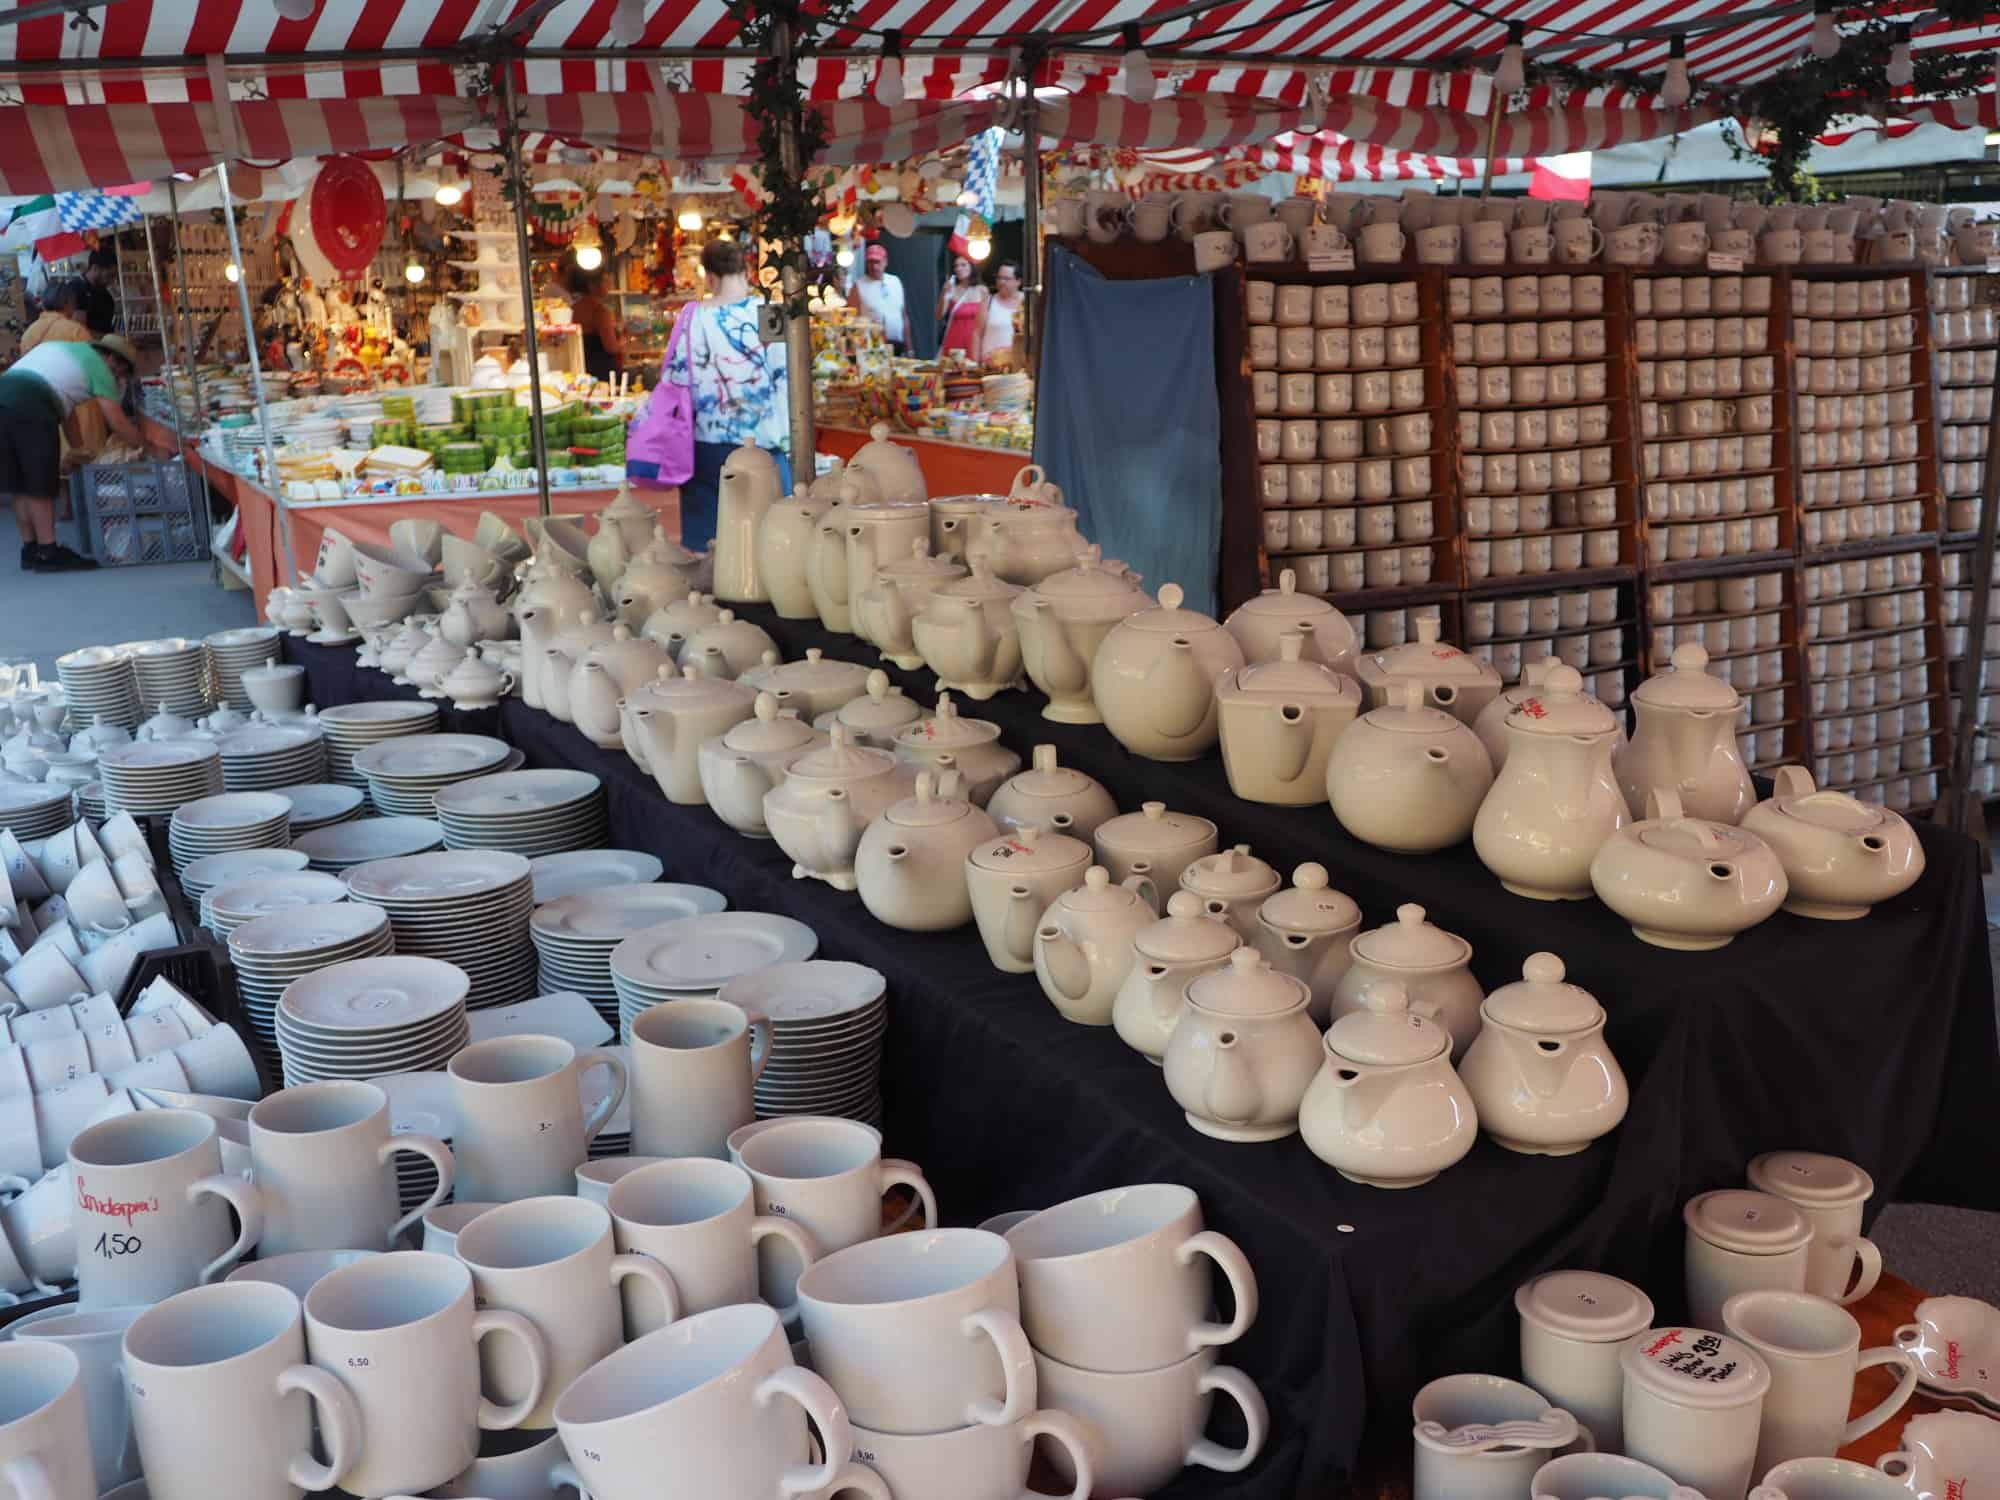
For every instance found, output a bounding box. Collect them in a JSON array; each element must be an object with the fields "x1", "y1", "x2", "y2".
[{"x1": 679, "y1": 441, "x2": 792, "y2": 554}]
